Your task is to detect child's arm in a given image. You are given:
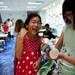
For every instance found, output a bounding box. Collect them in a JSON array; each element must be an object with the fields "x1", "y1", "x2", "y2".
[
  {"x1": 19, "y1": 28, "x2": 27, "y2": 38},
  {"x1": 15, "y1": 28, "x2": 27, "y2": 59},
  {"x1": 58, "y1": 52, "x2": 75, "y2": 65},
  {"x1": 55, "y1": 32, "x2": 64, "y2": 50},
  {"x1": 15, "y1": 34, "x2": 23, "y2": 59}
]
